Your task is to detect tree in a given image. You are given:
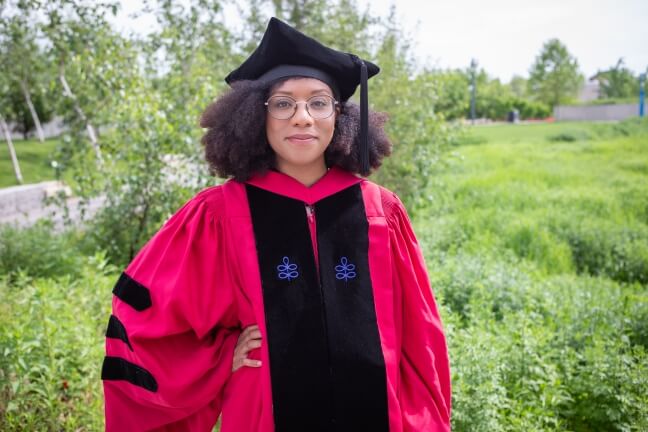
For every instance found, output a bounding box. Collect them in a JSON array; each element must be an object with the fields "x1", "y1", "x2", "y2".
[
  {"x1": 509, "y1": 75, "x2": 528, "y2": 99},
  {"x1": 0, "y1": 1, "x2": 53, "y2": 142},
  {"x1": 0, "y1": 79, "x2": 23, "y2": 183},
  {"x1": 88, "y1": 0, "x2": 235, "y2": 264},
  {"x1": 425, "y1": 69, "x2": 470, "y2": 121},
  {"x1": 270, "y1": 0, "x2": 374, "y2": 54},
  {"x1": 40, "y1": 0, "x2": 127, "y2": 168},
  {"x1": 528, "y1": 39, "x2": 583, "y2": 108},
  {"x1": 595, "y1": 58, "x2": 639, "y2": 99},
  {"x1": 370, "y1": 8, "x2": 458, "y2": 210}
]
